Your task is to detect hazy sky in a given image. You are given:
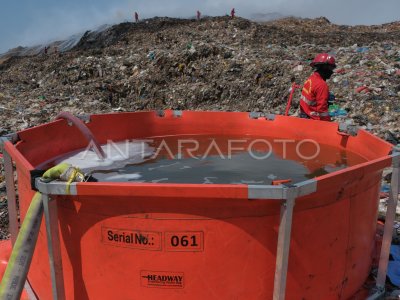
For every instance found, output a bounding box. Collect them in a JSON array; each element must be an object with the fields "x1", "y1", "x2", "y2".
[{"x1": 1, "y1": 0, "x2": 399, "y2": 54}]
